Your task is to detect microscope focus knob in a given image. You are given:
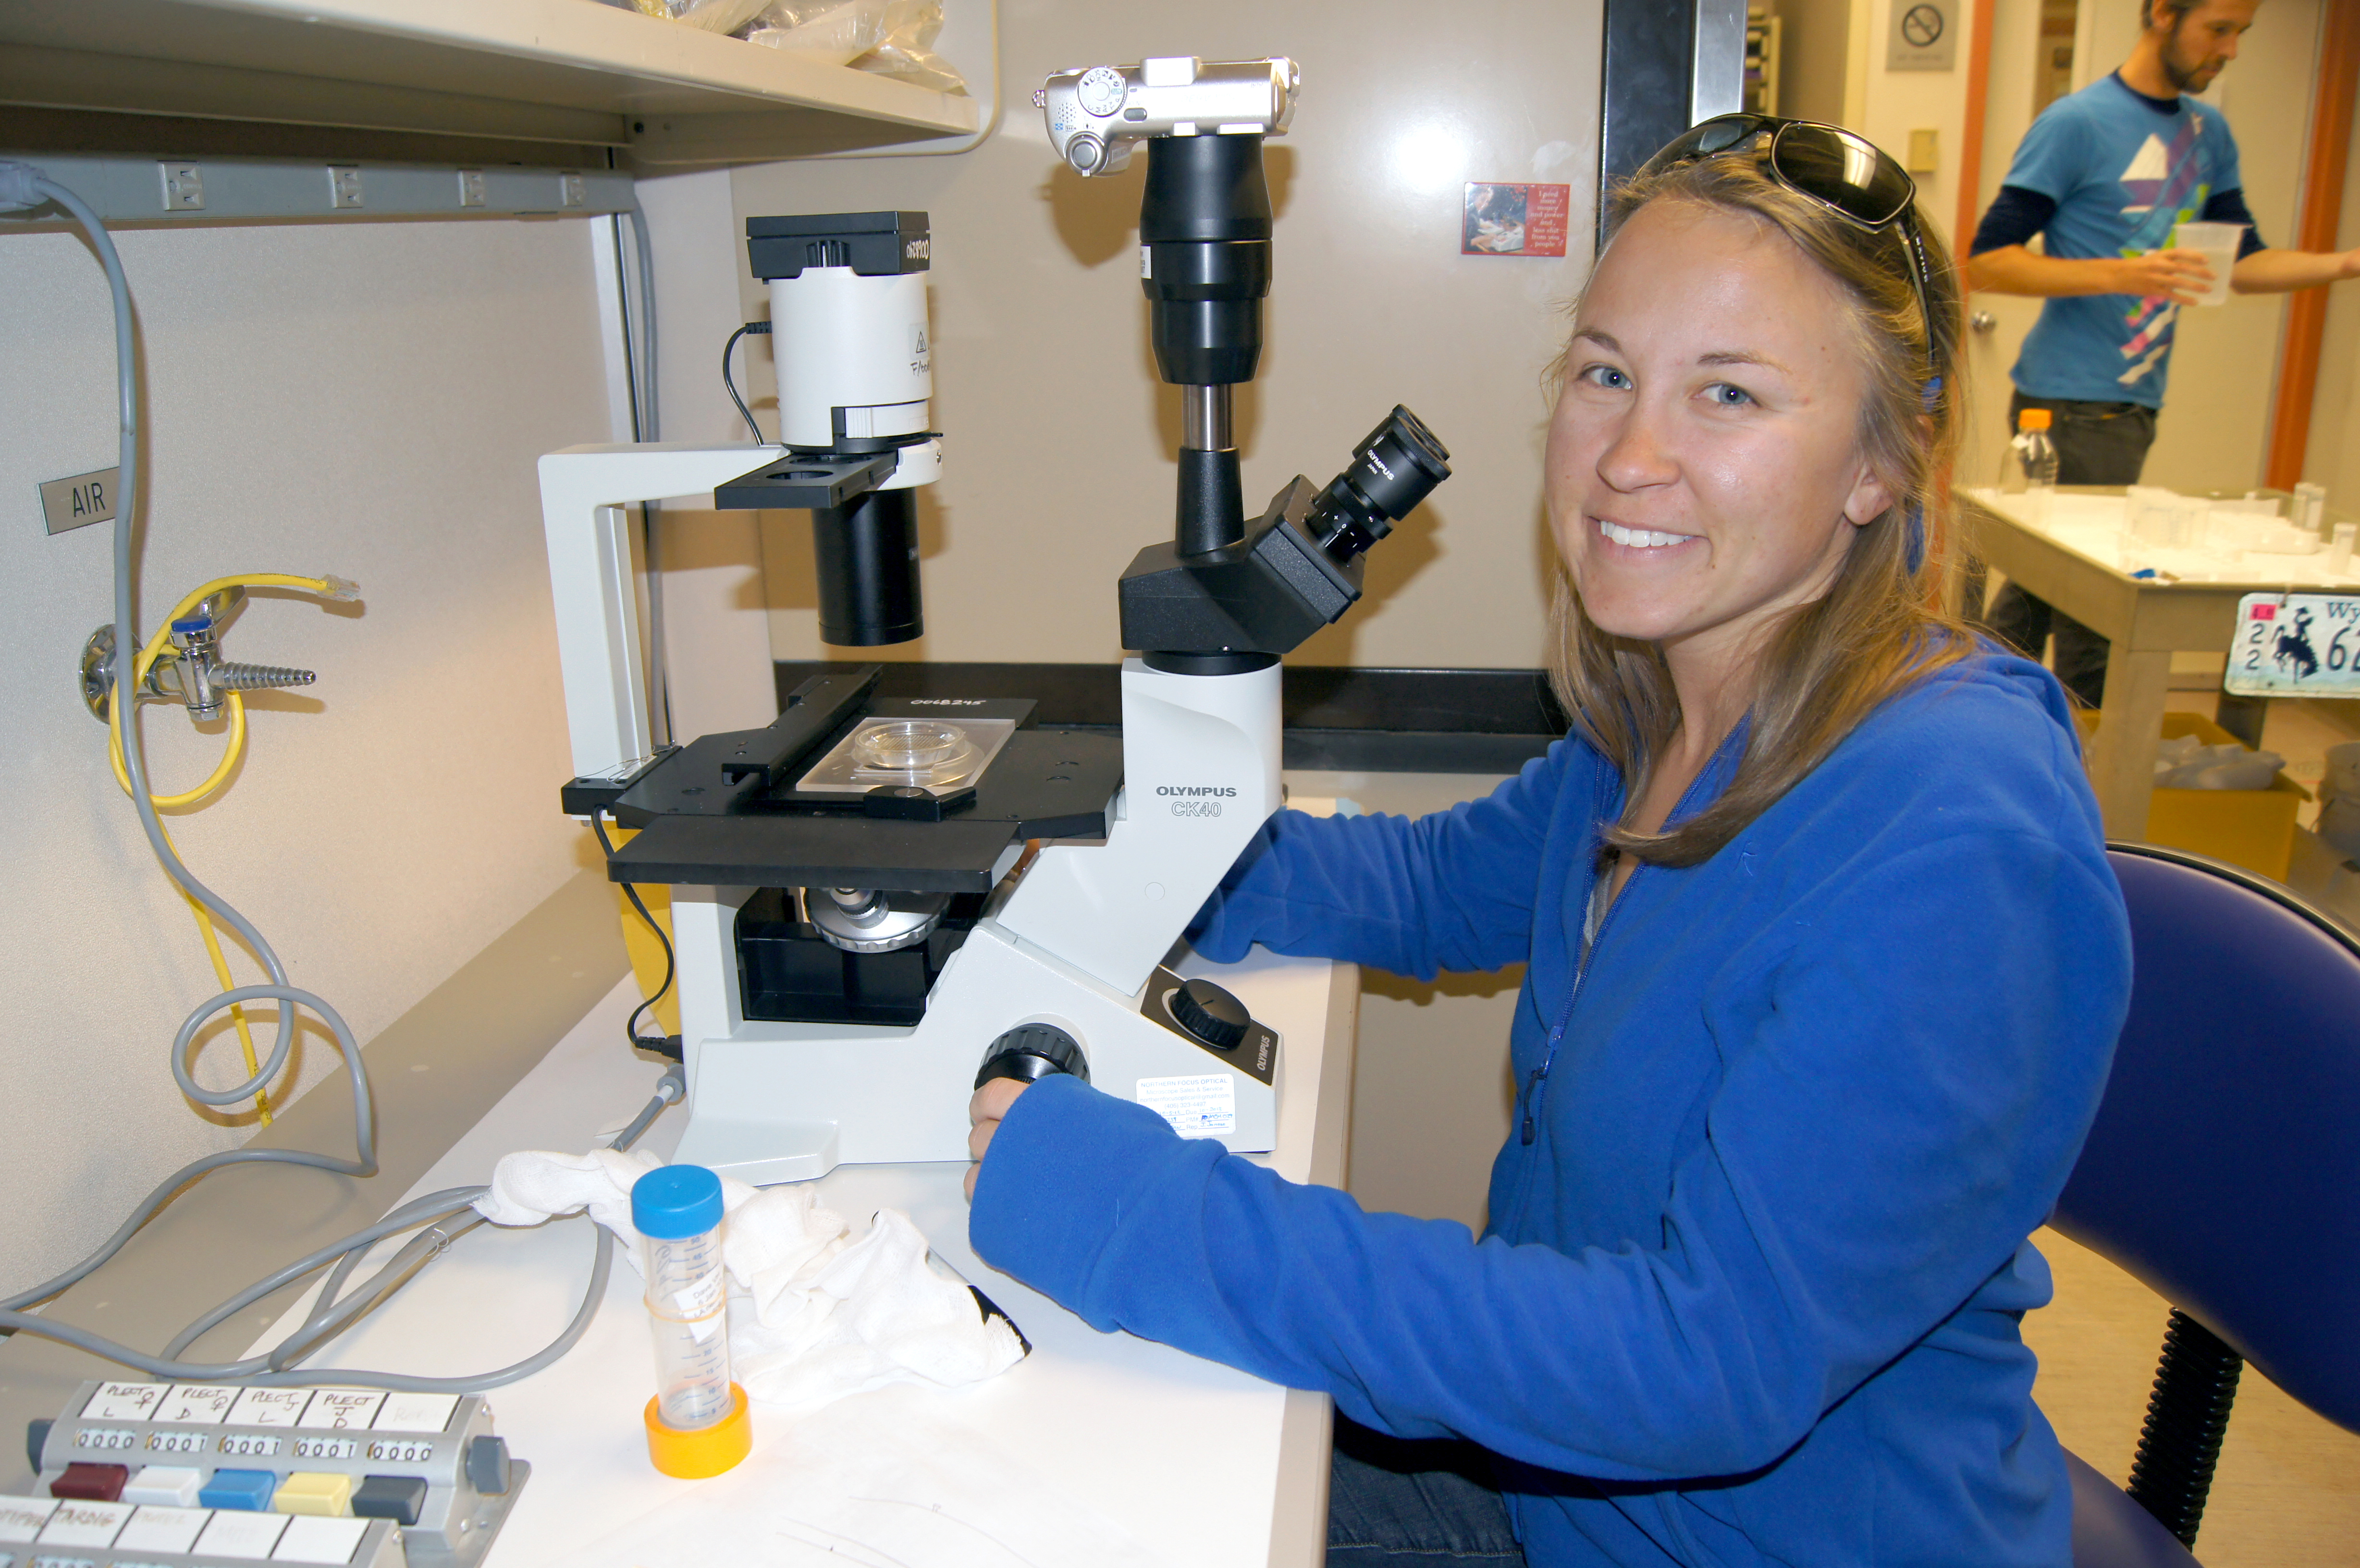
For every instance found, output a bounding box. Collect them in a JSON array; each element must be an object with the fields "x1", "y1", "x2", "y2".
[
  {"x1": 1168, "y1": 978, "x2": 1250, "y2": 1052},
  {"x1": 976, "y1": 1024, "x2": 1089, "y2": 1089}
]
